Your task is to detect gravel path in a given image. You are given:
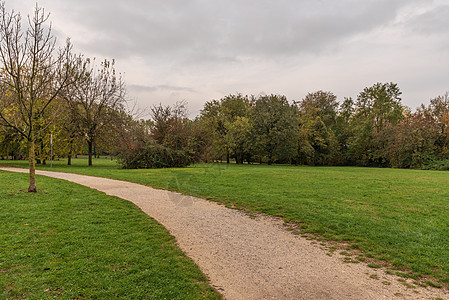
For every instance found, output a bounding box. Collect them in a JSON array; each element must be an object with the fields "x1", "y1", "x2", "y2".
[{"x1": 2, "y1": 167, "x2": 448, "y2": 300}]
